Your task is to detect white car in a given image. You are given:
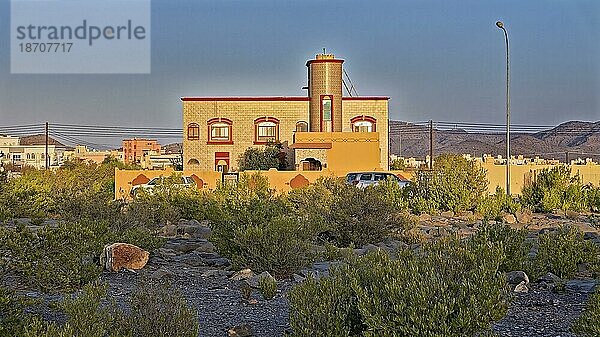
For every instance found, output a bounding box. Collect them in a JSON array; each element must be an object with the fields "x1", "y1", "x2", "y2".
[
  {"x1": 345, "y1": 172, "x2": 410, "y2": 189},
  {"x1": 130, "y1": 176, "x2": 195, "y2": 197}
]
